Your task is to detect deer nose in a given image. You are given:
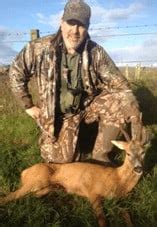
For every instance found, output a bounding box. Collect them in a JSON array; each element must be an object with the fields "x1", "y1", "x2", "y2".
[{"x1": 134, "y1": 166, "x2": 143, "y2": 174}]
